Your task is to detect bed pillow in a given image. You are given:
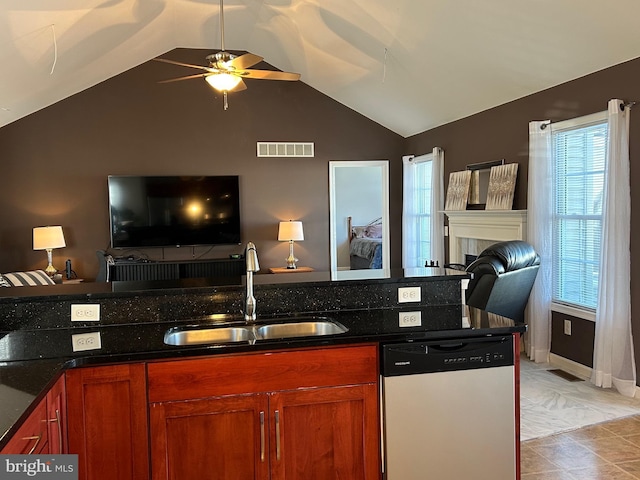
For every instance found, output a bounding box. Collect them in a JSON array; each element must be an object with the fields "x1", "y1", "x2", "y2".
[
  {"x1": 364, "y1": 224, "x2": 383, "y2": 238},
  {"x1": 352, "y1": 226, "x2": 368, "y2": 239},
  {"x1": 0, "y1": 273, "x2": 10, "y2": 287},
  {"x1": 2, "y1": 270, "x2": 56, "y2": 287}
]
